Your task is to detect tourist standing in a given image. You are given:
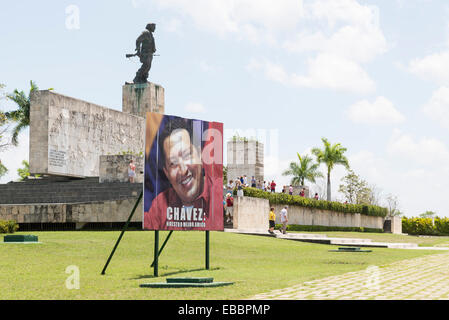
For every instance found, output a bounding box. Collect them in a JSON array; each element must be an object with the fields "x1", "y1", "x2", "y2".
[
  {"x1": 280, "y1": 205, "x2": 288, "y2": 234},
  {"x1": 314, "y1": 193, "x2": 319, "y2": 200},
  {"x1": 226, "y1": 180, "x2": 234, "y2": 195},
  {"x1": 225, "y1": 193, "x2": 234, "y2": 224},
  {"x1": 268, "y1": 207, "x2": 276, "y2": 234},
  {"x1": 128, "y1": 159, "x2": 136, "y2": 183},
  {"x1": 251, "y1": 176, "x2": 256, "y2": 188},
  {"x1": 236, "y1": 179, "x2": 244, "y2": 197},
  {"x1": 263, "y1": 181, "x2": 267, "y2": 191},
  {"x1": 270, "y1": 180, "x2": 276, "y2": 193},
  {"x1": 243, "y1": 175, "x2": 248, "y2": 186},
  {"x1": 289, "y1": 185, "x2": 293, "y2": 195}
]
